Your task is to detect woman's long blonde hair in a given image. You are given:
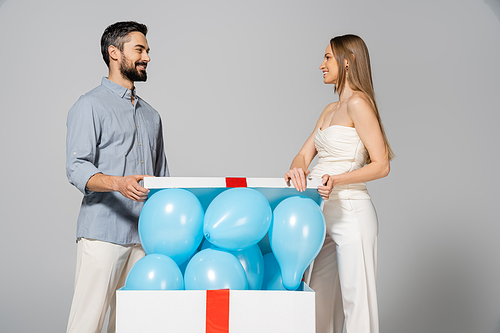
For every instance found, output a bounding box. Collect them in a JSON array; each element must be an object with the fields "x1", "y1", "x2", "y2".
[{"x1": 331, "y1": 34, "x2": 394, "y2": 162}]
